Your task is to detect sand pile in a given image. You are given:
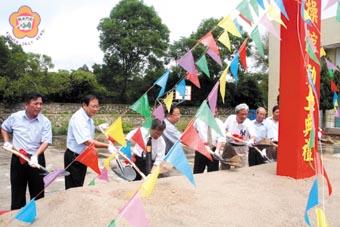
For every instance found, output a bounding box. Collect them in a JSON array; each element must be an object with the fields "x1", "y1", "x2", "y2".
[{"x1": 1, "y1": 156, "x2": 339, "y2": 226}]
